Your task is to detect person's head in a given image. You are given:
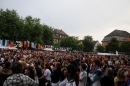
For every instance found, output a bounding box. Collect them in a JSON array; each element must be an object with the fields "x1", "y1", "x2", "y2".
[
  {"x1": 70, "y1": 60, "x2": 78, "y2": 67},
  {"x1": 12, "y1": 62, "x2": 22, "y2": 74},
  {"x1": 64, "y1": 64, "x2": 77, "y2": 78},
  {"x1": 107, "y1": 68, "x2": 114, "y2": 78},
  {"x1": 117, "y1": 68, "x2": 125, "y2": 80},
  {"x1": 4, "y1": 61, "x2": 11, "y2": 69},
  {"x1": 93, "y1": 59, "x2": 101, "y2": 68},
  {"x1": 102, "y1": 60, "x2": 107, "y2": 65},
  {"x1": 115, "y1": 61, "x2": 120, "y2": 68},
  {"x1": 21, "y1": 61, "x2": 27, "y2": 69},
  {"x1": 55, "y1": 62, "x2": 61, "y2": 69},
  {"x1": 81, "y1": 63, "x2": 87, "y2": 71},
  {"x1": 24, "y1": 66, "x2": 35, "y2": 80}
]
